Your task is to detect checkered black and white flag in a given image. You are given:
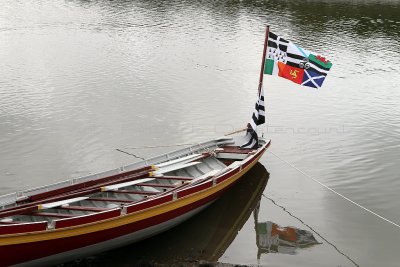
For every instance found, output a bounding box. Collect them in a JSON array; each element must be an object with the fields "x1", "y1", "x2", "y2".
[{"x1": 240, "y1": 86, "x2": 265, "y2": 149}]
